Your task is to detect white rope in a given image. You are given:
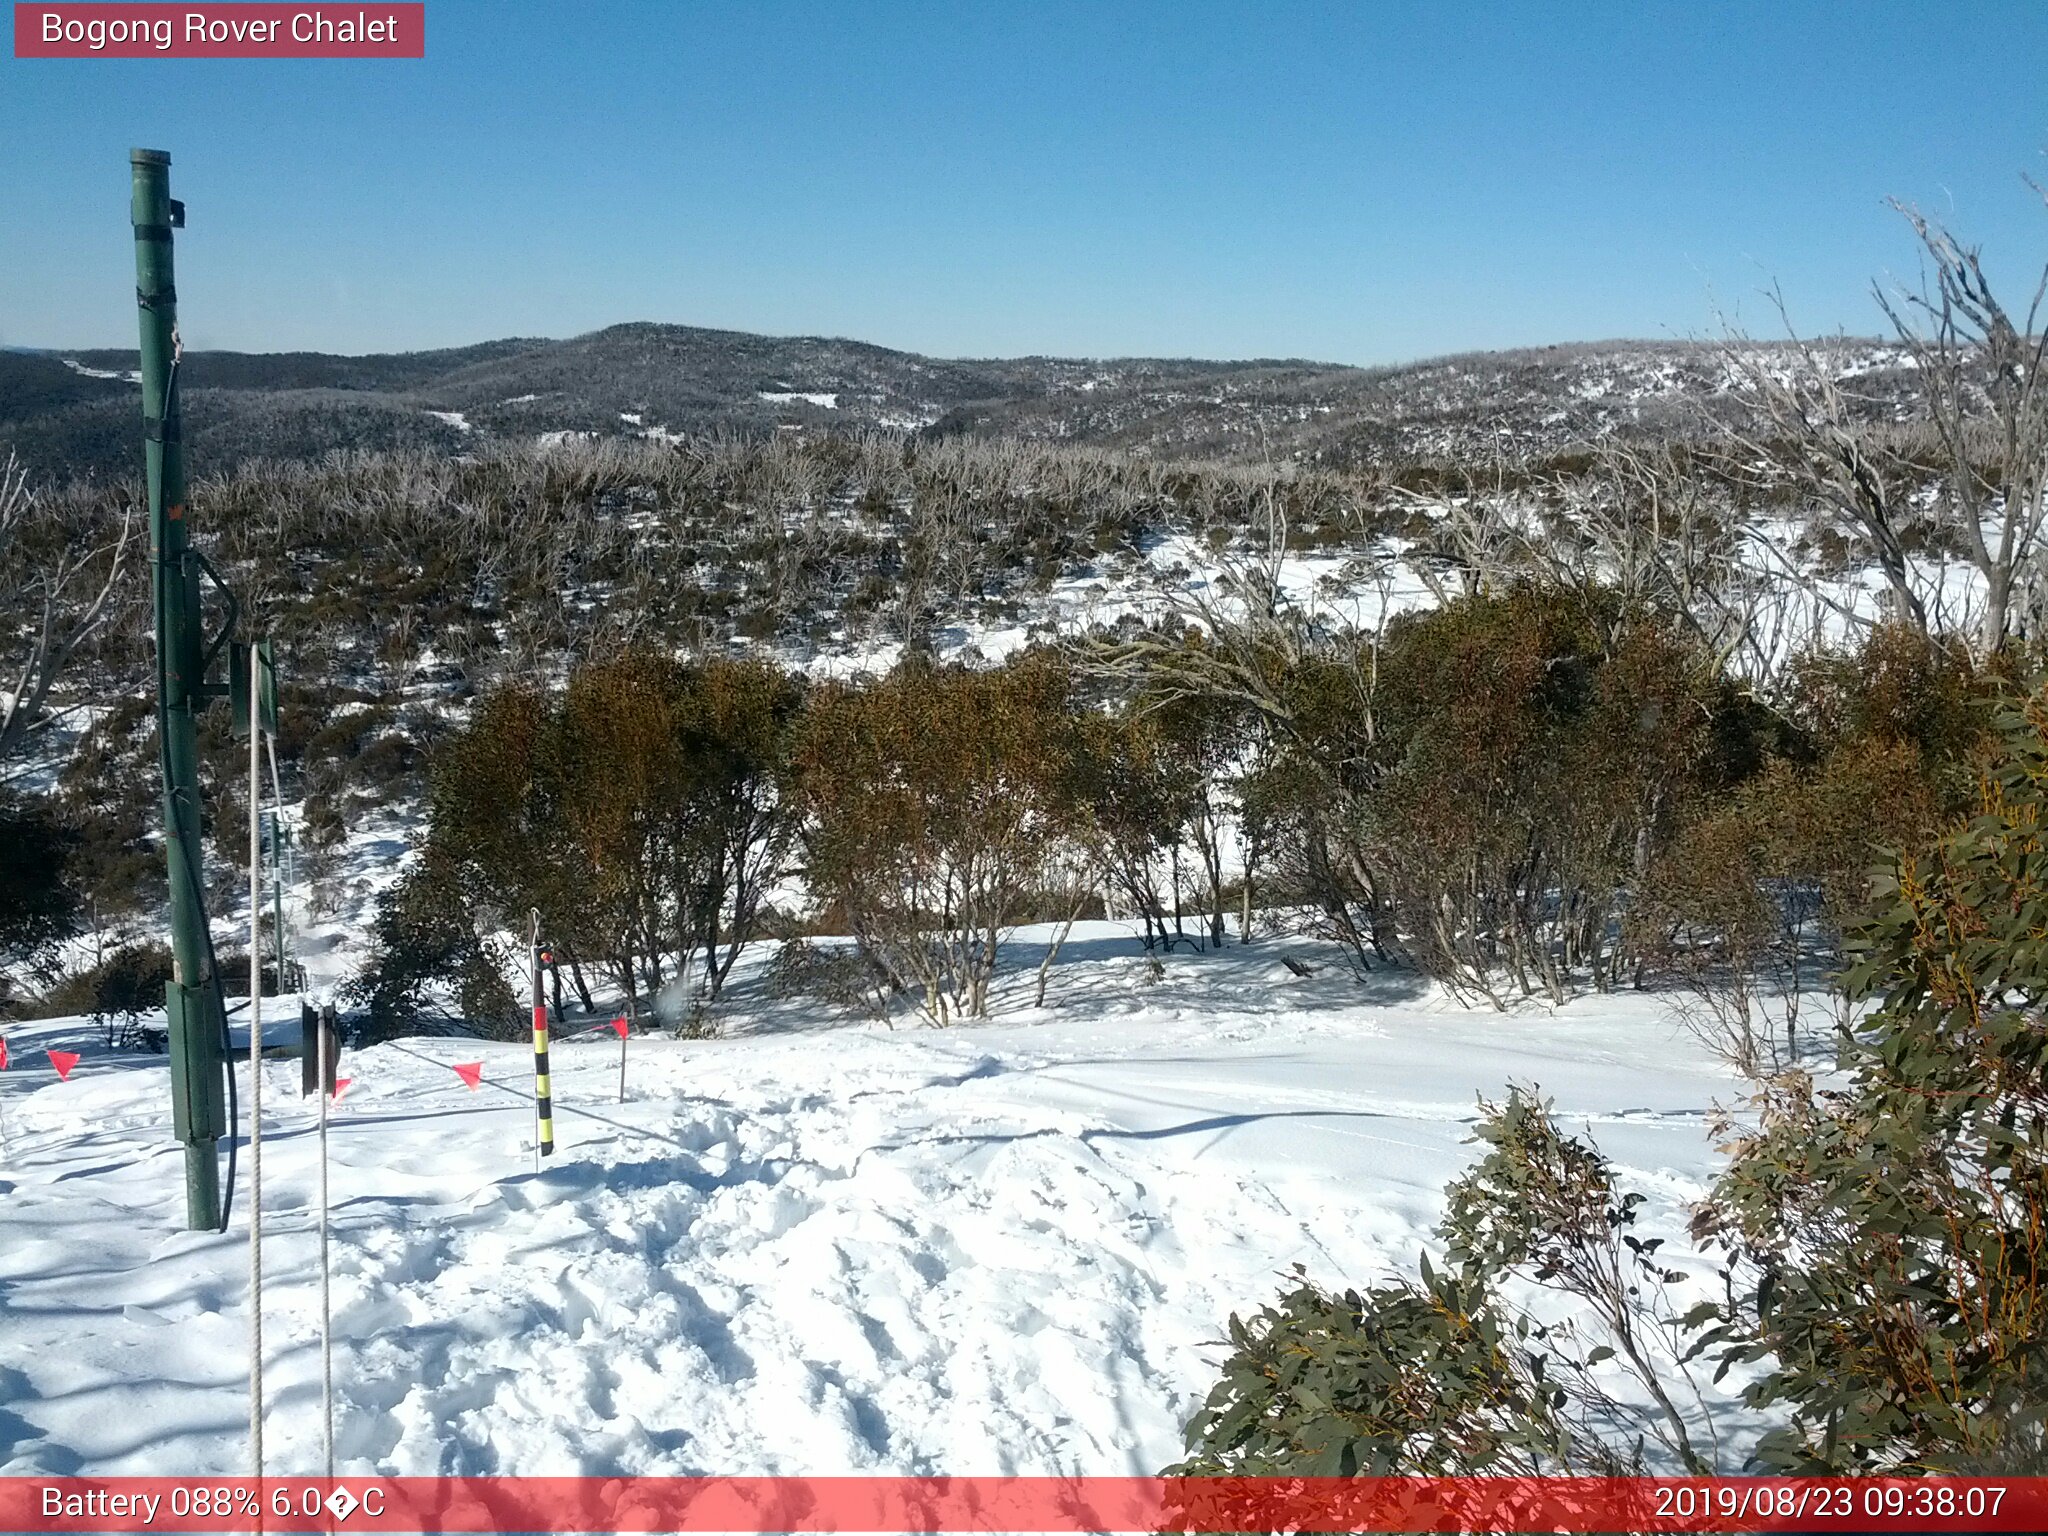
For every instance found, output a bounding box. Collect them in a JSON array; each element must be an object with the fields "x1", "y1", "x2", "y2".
[
  {"x1": 248, "y1": 665, "x2": 264, "y2": 1483},
  {"x1": 318, "y1": 1010, "x2": 333, "y2": 1480},
  {"x1": 273, "y1": 726, "x2": 334, "y2": 1481},
  {"x1": 262, "y1": 709, "x2": 329, "y2": 1484}
]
